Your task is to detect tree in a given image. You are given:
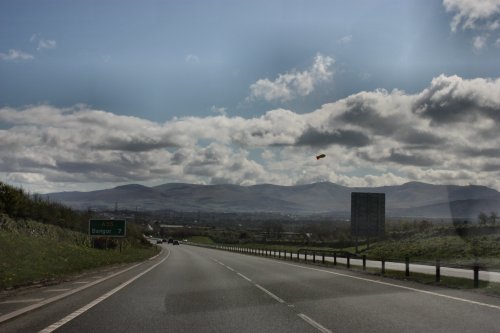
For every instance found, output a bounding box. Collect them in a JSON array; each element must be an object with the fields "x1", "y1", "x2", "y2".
[
  {"x1": 478, "y1": 212, "x2": 488, "y2": 225},
  {"x1": 489, "y1": 212, "x2": 498, "y2": 224}
]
